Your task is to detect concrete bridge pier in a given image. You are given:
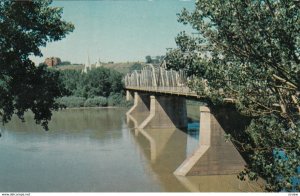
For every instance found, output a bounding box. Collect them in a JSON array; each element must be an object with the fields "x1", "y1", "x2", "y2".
[
  {"x1": 126, "y1": 90, "x2": 134, "y2": 101},
  {"x1": 174, "y1": 106, "x2": 246, "y2": 176},
  {"x1": 139, "y1": 95, "x2": 187, "y2": 129},
  {"x1": 126, "y1": 92, "x2": 151, "y2": 126}
]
